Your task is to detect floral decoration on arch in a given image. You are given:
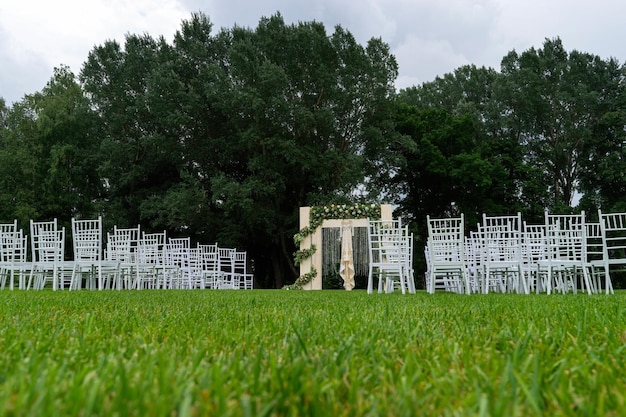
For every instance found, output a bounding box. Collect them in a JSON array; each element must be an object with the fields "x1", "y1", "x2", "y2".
[{"x1": 293, "y1": 203, "x2": 381, "y2": 246}]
